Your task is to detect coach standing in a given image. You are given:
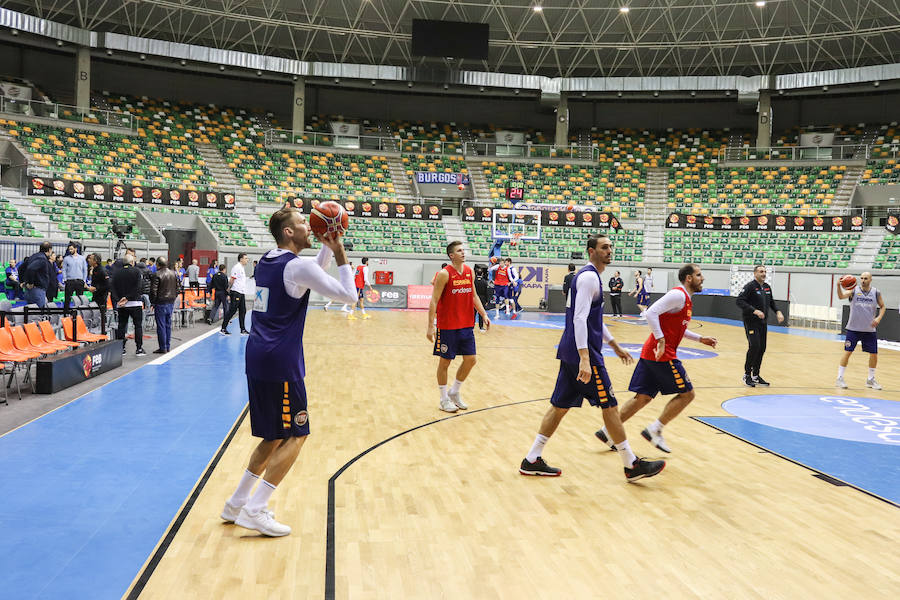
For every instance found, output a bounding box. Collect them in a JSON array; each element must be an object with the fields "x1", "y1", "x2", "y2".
[
  {"x1": 736, "y1": 265, "x2": 784, "y2": 387},
  {"x1": 221, "y1": 253, "x2": 250, "y2": 335},
  {"x1": 62, "y1": 243, "x2": 88, "y2": 311},
  {"x1": 608, "y1": 271, "x2": 624, "y2": 317}
]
